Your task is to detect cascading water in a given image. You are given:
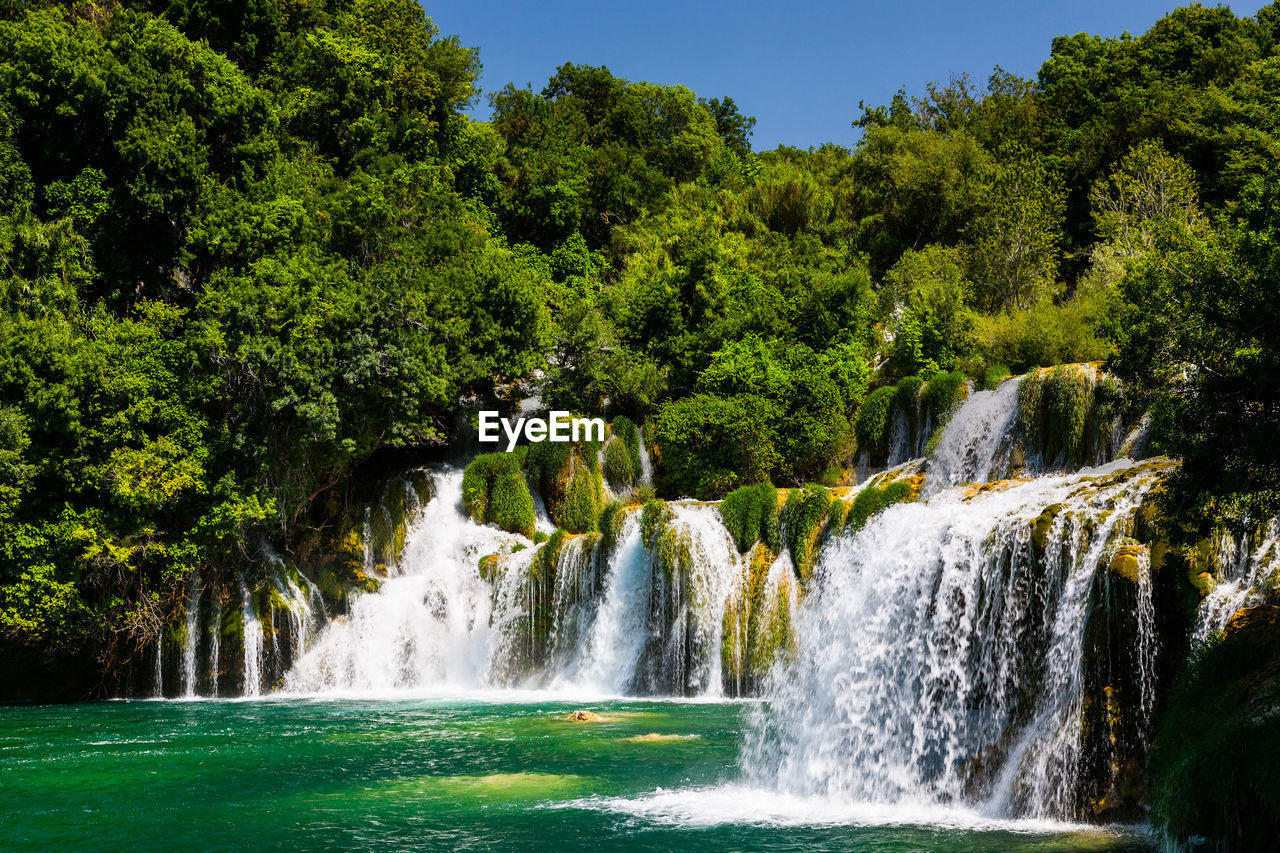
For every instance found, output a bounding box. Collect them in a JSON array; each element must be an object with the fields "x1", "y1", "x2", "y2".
[
  {"x1": 180, "y1": 571, "x2": 201, "y2": 697},
  {"x1": 742, "y1": 458, "x2": 1173, "y2": 819},
  {"x1": 558, "y1": 512, "x2": 652, "y2": 694},
  {"x1": 239, "y1": 578, "x2": 263, "y2": 697},
  {"x1": 923, "y1": 378, "x2": 1021, "y2": 495},
  {"x1": 286, "y1": 468, "x2": 516, "y2": 692},
  {"x1": 1191, "y1": 520, "x2": 1280, "y2": 645}
]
